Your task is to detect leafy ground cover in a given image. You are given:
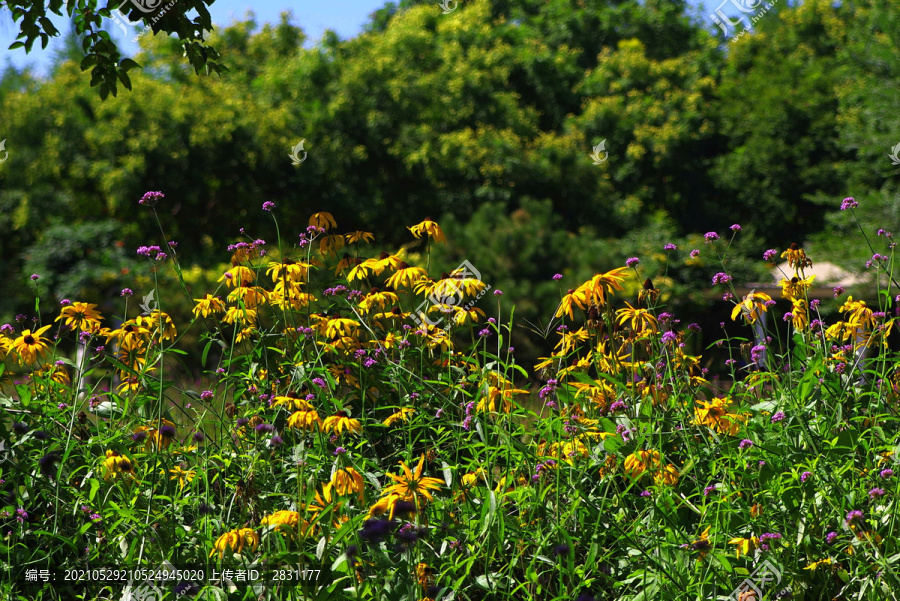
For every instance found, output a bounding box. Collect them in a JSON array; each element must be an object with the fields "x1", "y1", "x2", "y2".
[{"x1": 1, "y1": 194, "x2": 899, "y2": 601}]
